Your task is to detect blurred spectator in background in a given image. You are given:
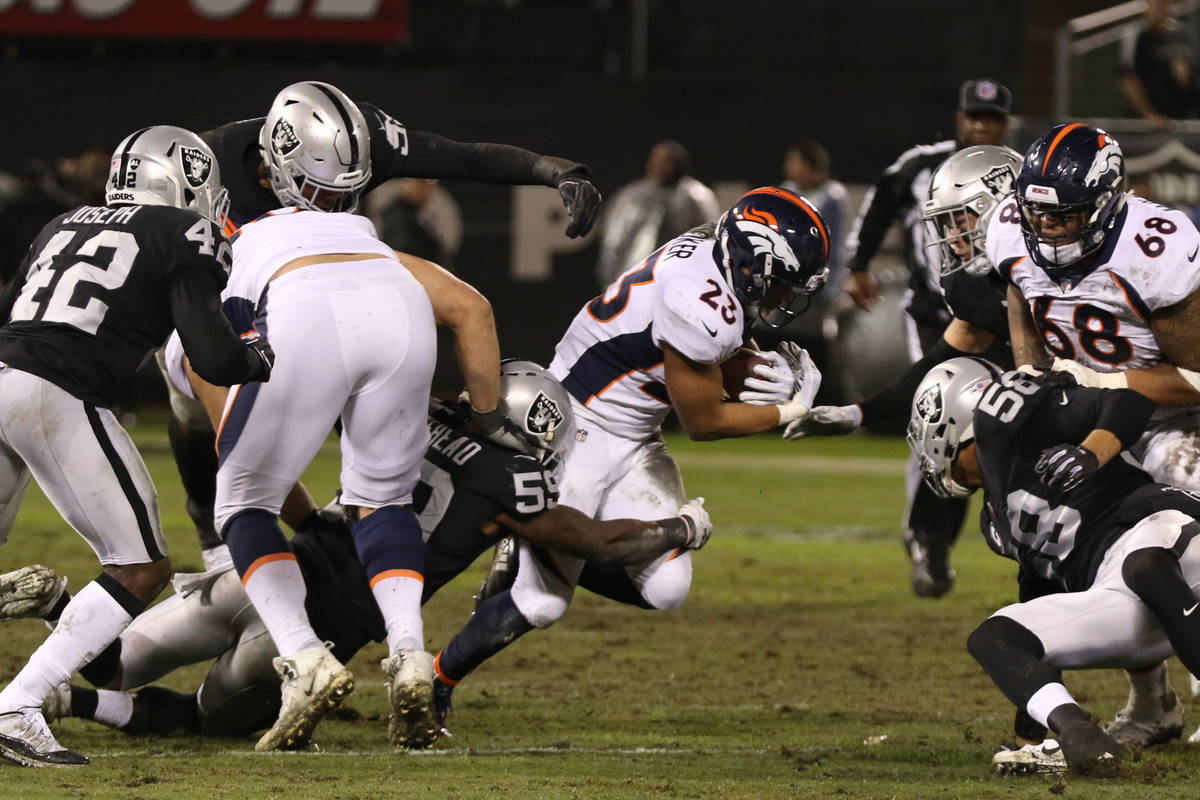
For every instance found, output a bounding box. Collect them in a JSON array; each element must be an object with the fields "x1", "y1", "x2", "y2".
[
  {"x1": 772, "y1": 140, "x2": 850, "y2": 397},
  {"x1": 1119, "y1": 0, "x2": 1200, "y2": 131},
  {"x1": 0, "y1": 145, "x2": 109, "y2": 286},
  {"x1": 365, "y1": 178, "x2": 463, "y2": 269},
  {"x1": 840, "y1": 78, "x2": 1010, "y2": 600},
  {"x1": 595, "y1": 140, "x2": 719, "y2": 287}
]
